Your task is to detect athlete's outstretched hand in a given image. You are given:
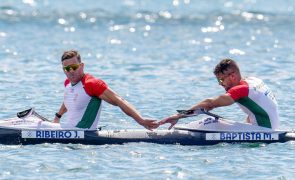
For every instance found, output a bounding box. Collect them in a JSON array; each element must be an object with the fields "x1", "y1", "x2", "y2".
[{"x1": 158, "y1": 114, "x2": 182, "y2": 130}]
